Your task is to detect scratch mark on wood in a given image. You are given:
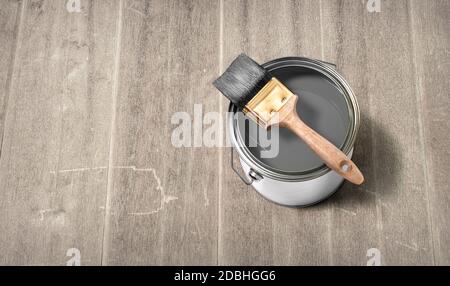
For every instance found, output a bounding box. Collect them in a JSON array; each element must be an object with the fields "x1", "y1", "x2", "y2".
[
  {"x1": 67, "y1": 62, "x2": 86, "y2": 79},
  {"x1": 114, "y1": 166, "x2": 178, "y2": 216},
  {"x1": 49, "y1": 166, "x2": 107, "y2": 174},
  {"x1": 336, "y1": 207, "x2": 357, "y2": 216},
  {"x1": 125, "y1": 1, "x2": 146, "y2": 18},
  {"x1": 195, "y1": 219, "x2": 202, "y2": 239},
  {"x1": 203, "y1": 187, "x2": 209, "y2": 207},
  {"x1": 38, "y1": 208, "x2": 65, "y2": 222},
  {"x1": 126, "y1": 6, "x2": 145, "y2": 18},
  {"x1": 394, "y1": 240, "x2": 419, "y2": 252}
]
